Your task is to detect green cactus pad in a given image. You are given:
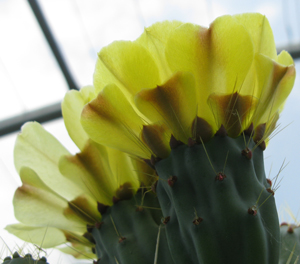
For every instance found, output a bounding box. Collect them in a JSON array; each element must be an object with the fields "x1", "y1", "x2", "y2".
[
  {"x1": 2, "y1": 252, "x2": 48, "y2": 264},
  {"x1": 154, "y1": 135, "x2": 280, "y2": 264},
  {"x1": 91, "y1": 191, "x2": 173, "y2": 264},
  {"x1": 279, "y1": 224, "x2": 300, "y2": 264}
]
